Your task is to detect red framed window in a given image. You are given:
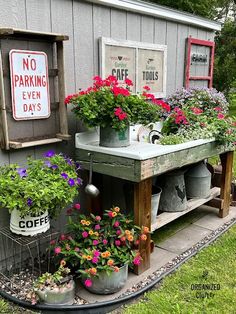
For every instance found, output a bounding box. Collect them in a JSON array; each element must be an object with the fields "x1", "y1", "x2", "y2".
[{"x1": 185, "y1": 37, "x2": 215, "y2": 88}]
